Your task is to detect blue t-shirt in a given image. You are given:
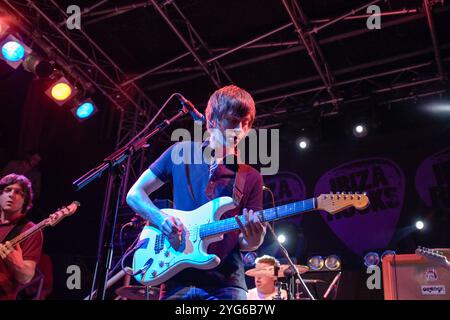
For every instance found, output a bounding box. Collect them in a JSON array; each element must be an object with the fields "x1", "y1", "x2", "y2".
[{"x1": 150, "y1": 141, "x2": 263, "y2": 290}]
